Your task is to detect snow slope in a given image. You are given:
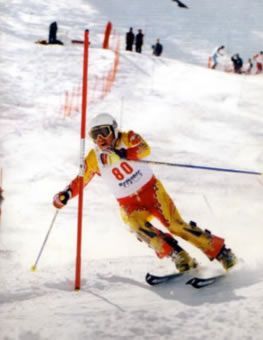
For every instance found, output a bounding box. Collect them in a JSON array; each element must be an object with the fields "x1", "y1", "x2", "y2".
[{"x1": 0, "y1": 0, "x2": 263, "y2": 339}]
